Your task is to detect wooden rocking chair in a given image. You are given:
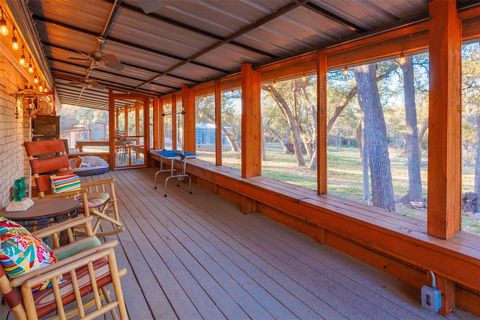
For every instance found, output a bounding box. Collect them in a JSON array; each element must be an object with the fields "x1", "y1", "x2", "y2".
[
  {"x1": 24, "y1": 140, "x2": 124, "y2": 237},
  {"x1": 0, "y1": 216, "x2": 128, "y2": 320}
]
